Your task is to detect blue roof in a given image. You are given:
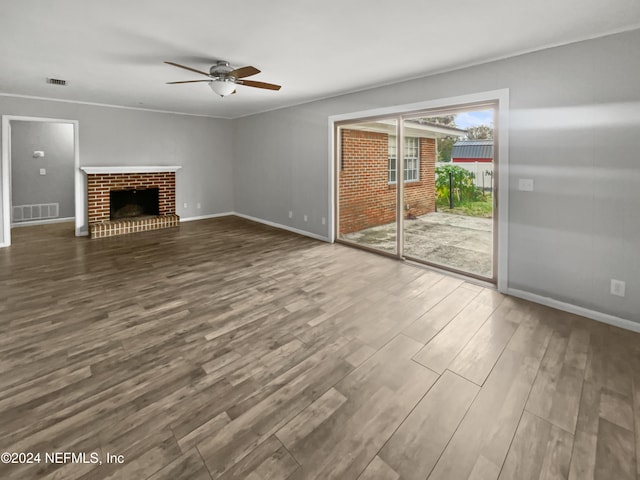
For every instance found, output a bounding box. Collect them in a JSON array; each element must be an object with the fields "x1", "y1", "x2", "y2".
[{"x1": 452, "y1": 140, "x2": 493, "y2": 159}]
